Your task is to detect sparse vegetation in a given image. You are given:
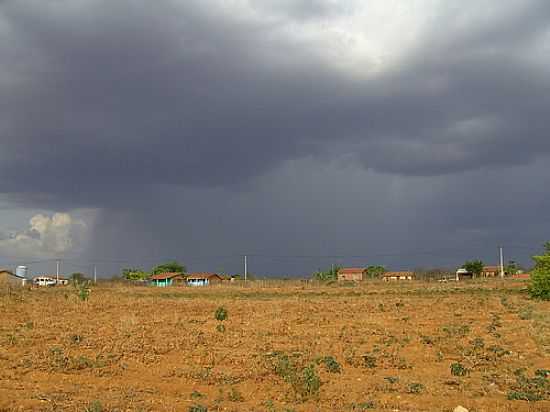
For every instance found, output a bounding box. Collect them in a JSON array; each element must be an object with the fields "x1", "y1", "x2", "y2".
[
  {"x1": 529, "y1": 242, "x2": 550, "y2": 300},
  {"x1": 0, "y1": 278, "x2": 543, "y2": 410}
]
